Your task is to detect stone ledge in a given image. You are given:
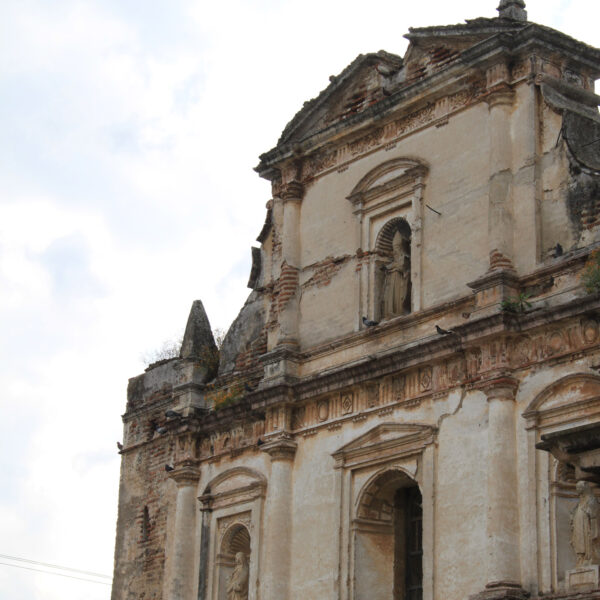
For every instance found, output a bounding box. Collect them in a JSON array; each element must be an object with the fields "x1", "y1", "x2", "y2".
[
  {"x1": 533, "y1": 590, "x2": 600, "y2": 599},
  {"x1": 470, "y1": 582, "x2": 530, "y2": 600}
]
